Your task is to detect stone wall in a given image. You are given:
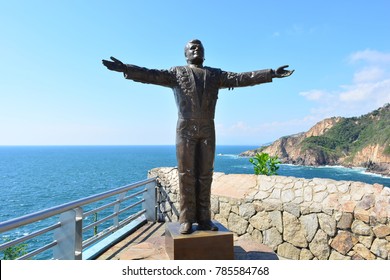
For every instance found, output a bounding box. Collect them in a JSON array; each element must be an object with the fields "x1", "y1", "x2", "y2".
[{"x1": 148, "y1": 167, "x2": 390, "y2": 260}]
